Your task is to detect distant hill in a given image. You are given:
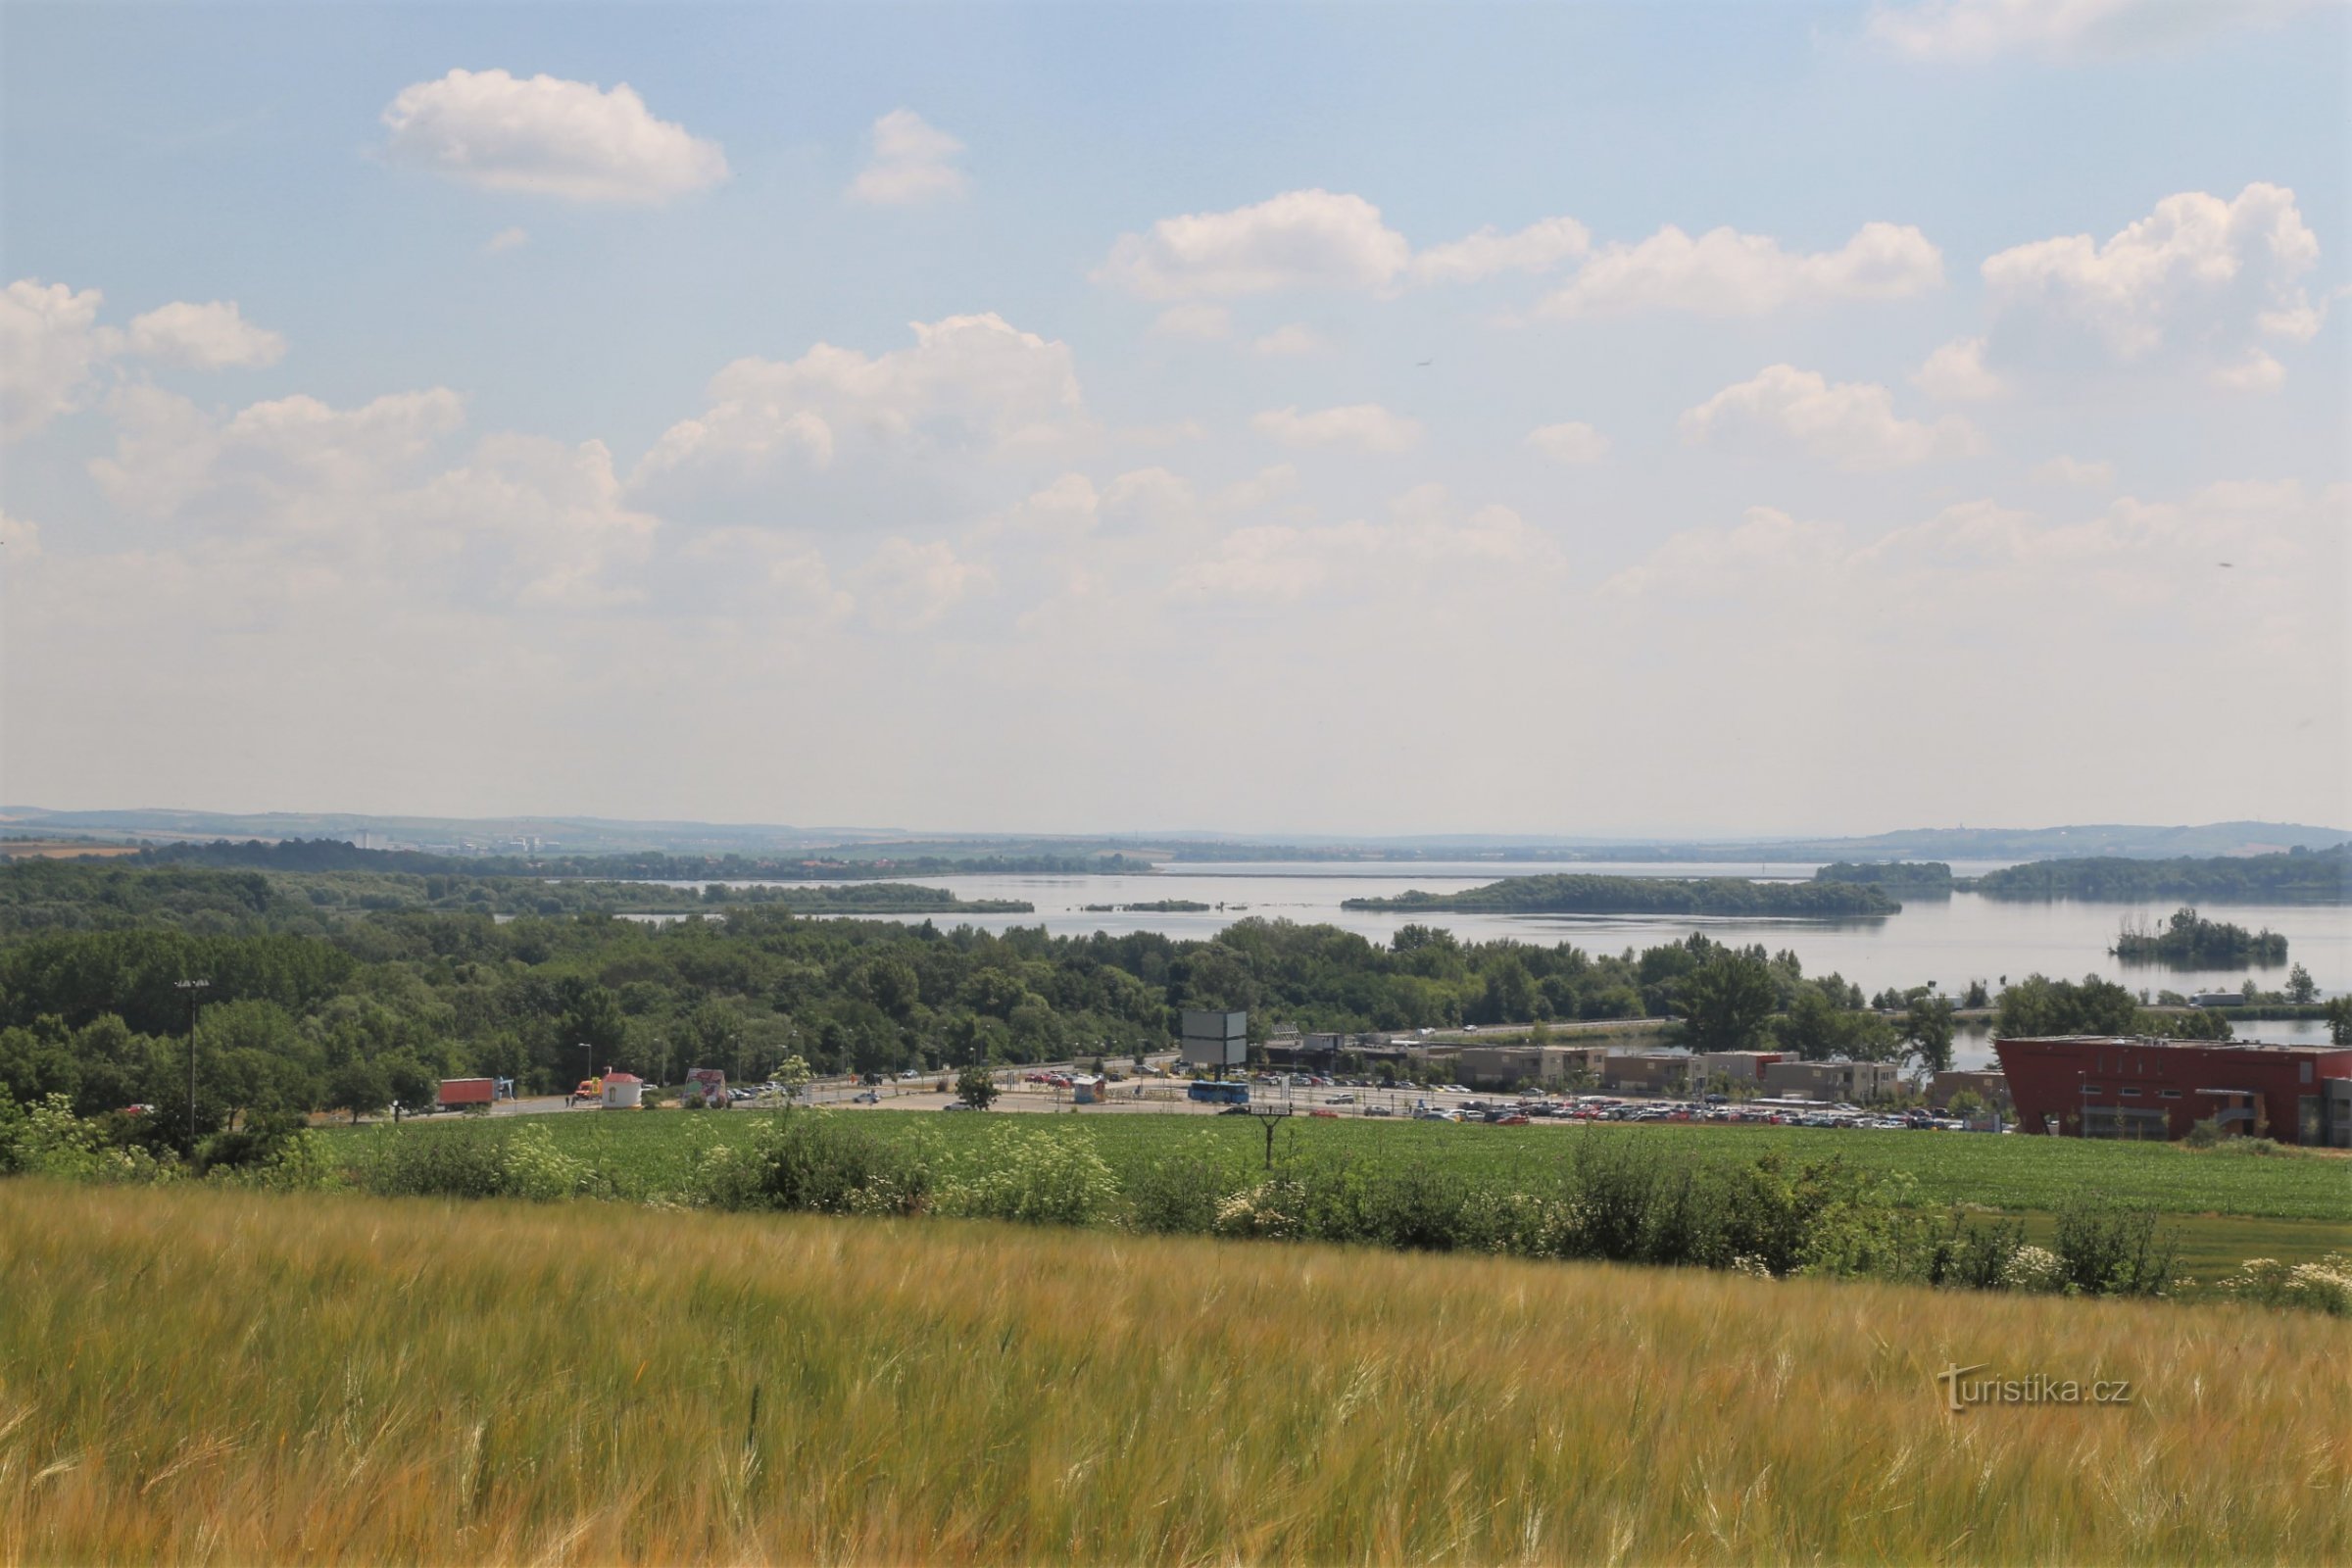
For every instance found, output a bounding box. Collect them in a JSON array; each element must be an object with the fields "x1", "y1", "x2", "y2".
[{"x1": 6, "y1": 808, "x2": 2341, "y2": 866}]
